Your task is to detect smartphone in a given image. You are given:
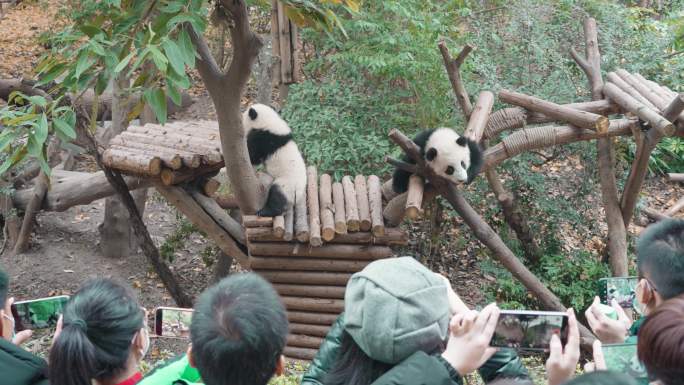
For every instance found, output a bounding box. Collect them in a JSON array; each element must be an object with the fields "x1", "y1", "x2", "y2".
[
  {"x1": 490, "y1": 310, "x2": 568, "y2": 351},
  {"x1": 154, "y1": 307, "x2": 194, "y2": 338},
  {"x1": 11, "y1": 295, "x2": 69, "y2": 331},
  {"x1": 602, "y1": 343, "x2": 648, "y2": 380},
  {"x1": 598, "y1": 277, "x2": 638, "y2": 309}
]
